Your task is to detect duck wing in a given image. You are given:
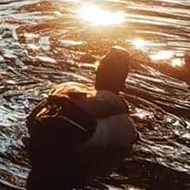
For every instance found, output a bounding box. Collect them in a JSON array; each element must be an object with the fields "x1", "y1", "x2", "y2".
[{"x1": 26, "y1": 95, "x2": 97, "y2": 153}]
